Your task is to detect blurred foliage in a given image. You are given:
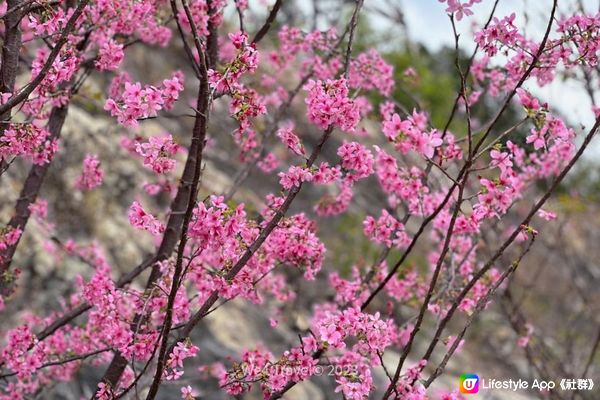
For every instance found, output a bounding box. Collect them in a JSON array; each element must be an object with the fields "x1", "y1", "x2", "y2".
[
  {"x1": 555, "y1": 160, "x2": 600, "y2": 204},
  {"x1": 323, "y1": 212, "x2": 382, "y2": 276},
  {"x1": 386, "y1": 46, "x2": 524, "y2": 137},
  {"x1": 323, "y1": 211, "x2": 432, "y2": 278}
]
